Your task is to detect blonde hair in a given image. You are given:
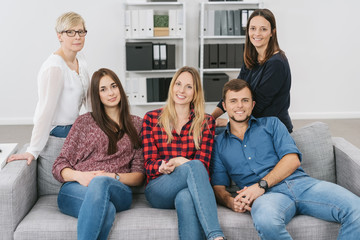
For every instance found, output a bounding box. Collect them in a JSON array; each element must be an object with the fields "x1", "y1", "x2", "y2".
[
  {"x1": 55, "y1": 12, "x2": 86, "y2": 33},
  {"x1": 158, "y1": 66, "x2": 206, "y2": 149}
]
